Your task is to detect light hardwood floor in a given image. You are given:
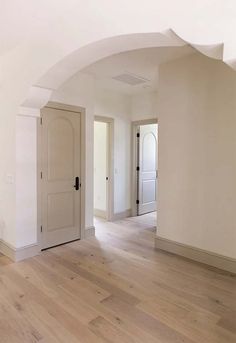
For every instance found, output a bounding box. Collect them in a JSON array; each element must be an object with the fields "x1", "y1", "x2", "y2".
[{"x1": 0, "y1": 214, "x2": 235, "y2": 343}]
